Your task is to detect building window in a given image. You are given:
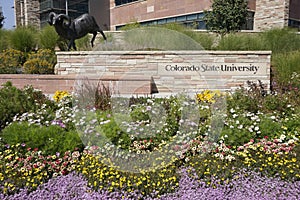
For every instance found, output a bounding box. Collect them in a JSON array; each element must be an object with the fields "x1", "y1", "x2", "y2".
[
  {"x1": 116, "y1": 11, "x2": 254, "y2": 31},
  {"x1": 289, "y1": 19, "x2": 300, "y2": 30},
  {"x1": 117, "y1": 13, "x2": 207, "y2": 30},
  {"x1": 115, "y1": 0, "x2": 140, "y2": 6},
  {"x1": 40, "y1": 0, "x2": 89, "y2": 28}
]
